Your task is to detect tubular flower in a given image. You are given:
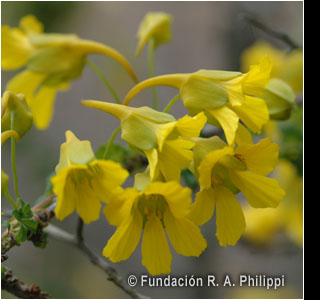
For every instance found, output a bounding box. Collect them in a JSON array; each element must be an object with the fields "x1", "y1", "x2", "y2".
[
  {"x1": 188, "y1": 134, "x2": 285, "y2": 247},
  {"x1": 2, "y1": 15, "x2": 138, "y2": 130},
  {"x1": 123, "y1": 57, "x2": 272, "y2": 144},
  {"x1": 82, "y1": 101, "x2": 207, "y2": 181},
  {"x1": 103, "y1": 180, "x2": 207, "y2": 275},
  {"x1": 136, "y1": 12, "x2": 172, "y2": 56},
  {"x1": 51, "y1": 130, "x2": 129, "y2": 224}
]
